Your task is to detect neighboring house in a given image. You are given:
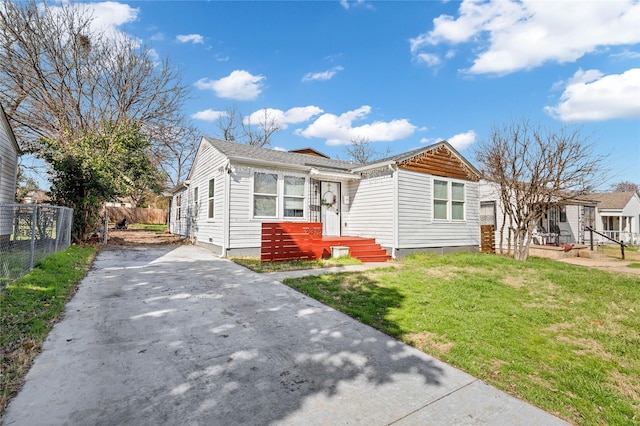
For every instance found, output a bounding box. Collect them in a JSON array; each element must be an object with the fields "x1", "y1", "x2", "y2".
[
  {"x1": 22, "y1": 190, "x2": 50, "y2": 204},
  {"x1": 169, "y1": 137, "x2": 481, "y2": 259},
  {"x1": 479, "y1": 180, "x2": 598, "y2": 248},
  {"x1": 0, "y1": 103, "x2": 19, "y2": 204},
  {"x1": 584, "y1": 192, "x2": 640, "y2": 245},
  {"x1": 105, "y1": 198, "x2": 133, "y2": 208}
]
